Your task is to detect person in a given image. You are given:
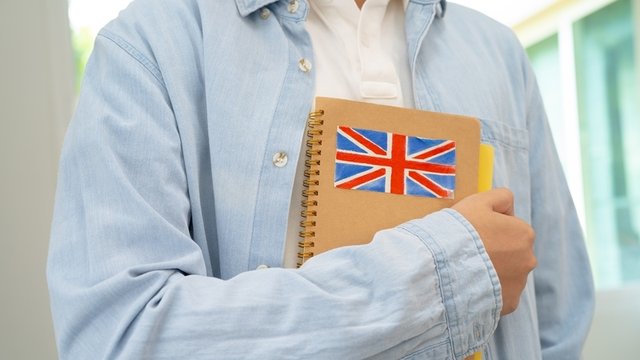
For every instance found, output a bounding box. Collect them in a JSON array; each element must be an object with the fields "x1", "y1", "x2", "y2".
[{"x1": 47, "y1": 0, "x2": 594, "y2": 358}]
